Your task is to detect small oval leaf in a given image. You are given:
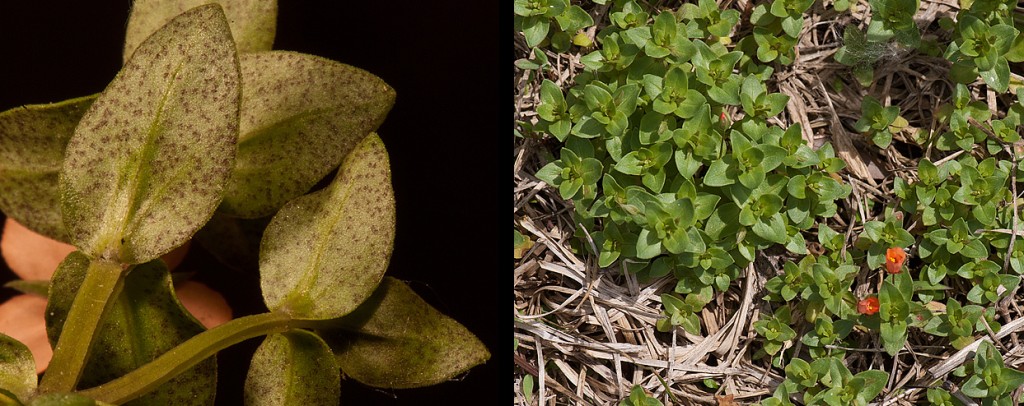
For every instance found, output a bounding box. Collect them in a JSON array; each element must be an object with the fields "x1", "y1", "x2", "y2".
[
  {"x1": 60, "y1": 4, "x2": 240, "y2": 264},
  {"x1": 220, "y1": 51, "x2": 395, "y2": 218},
  {"x1": 0, "y1": 95, "x2": 96, "y2": 242},
  {"x1": 259, "y1": 133, "x2": 395, "y2": 319},
  {"x1": 46, "y1": 252, "x2": 216, "y2": 404},
  {"x1": 243, "y1": 330, "x2": 340, "y2": 406},
  {"x1": 323, "y1": 277, "x2": 491, "y2": 388},
  {"x1": 124, "y1": 0, "x2": 277, "y2": 63},
  {"x1": 0, "y1": 333, "x2": 36, "y2": 401}
]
